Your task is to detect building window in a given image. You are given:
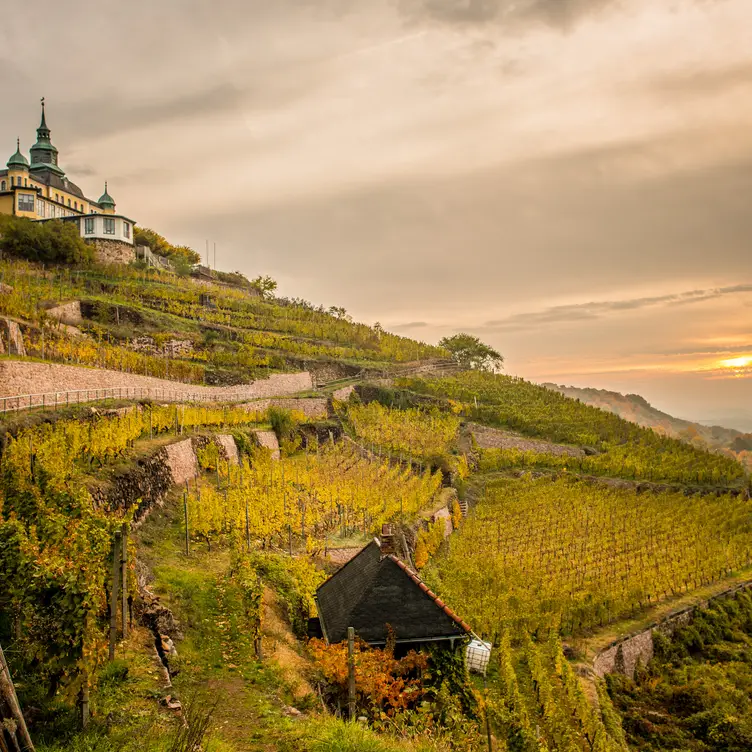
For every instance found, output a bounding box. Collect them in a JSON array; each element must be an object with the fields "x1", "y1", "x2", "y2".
[
  {"x1": 67, "y1": 199, "x2": 71, "y2": 207},
  {"x1": 18, "y1": 194, "x2": 35, "y2": 212},
  {"x1": 55, "y1": 193, "x2": 59, "y2": 202},
  {"x1": 103, "y1": 217, "x2": 116, "y2": 235},
  {"x1": 85, "y1": 217, "x2": 95, "y2": 234},
  {"x1": 123, "y1": 222, "x2": 130, "y2": 239},
  {"x1": 23, "y1": 179, "x2": 27, "y2": 187},
  {"x1": 0, "y1": 181, "x2": 5, "y2": 191},
  {"x1": 37, "y1": 199, "x2": 44, "y2": 217}
]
